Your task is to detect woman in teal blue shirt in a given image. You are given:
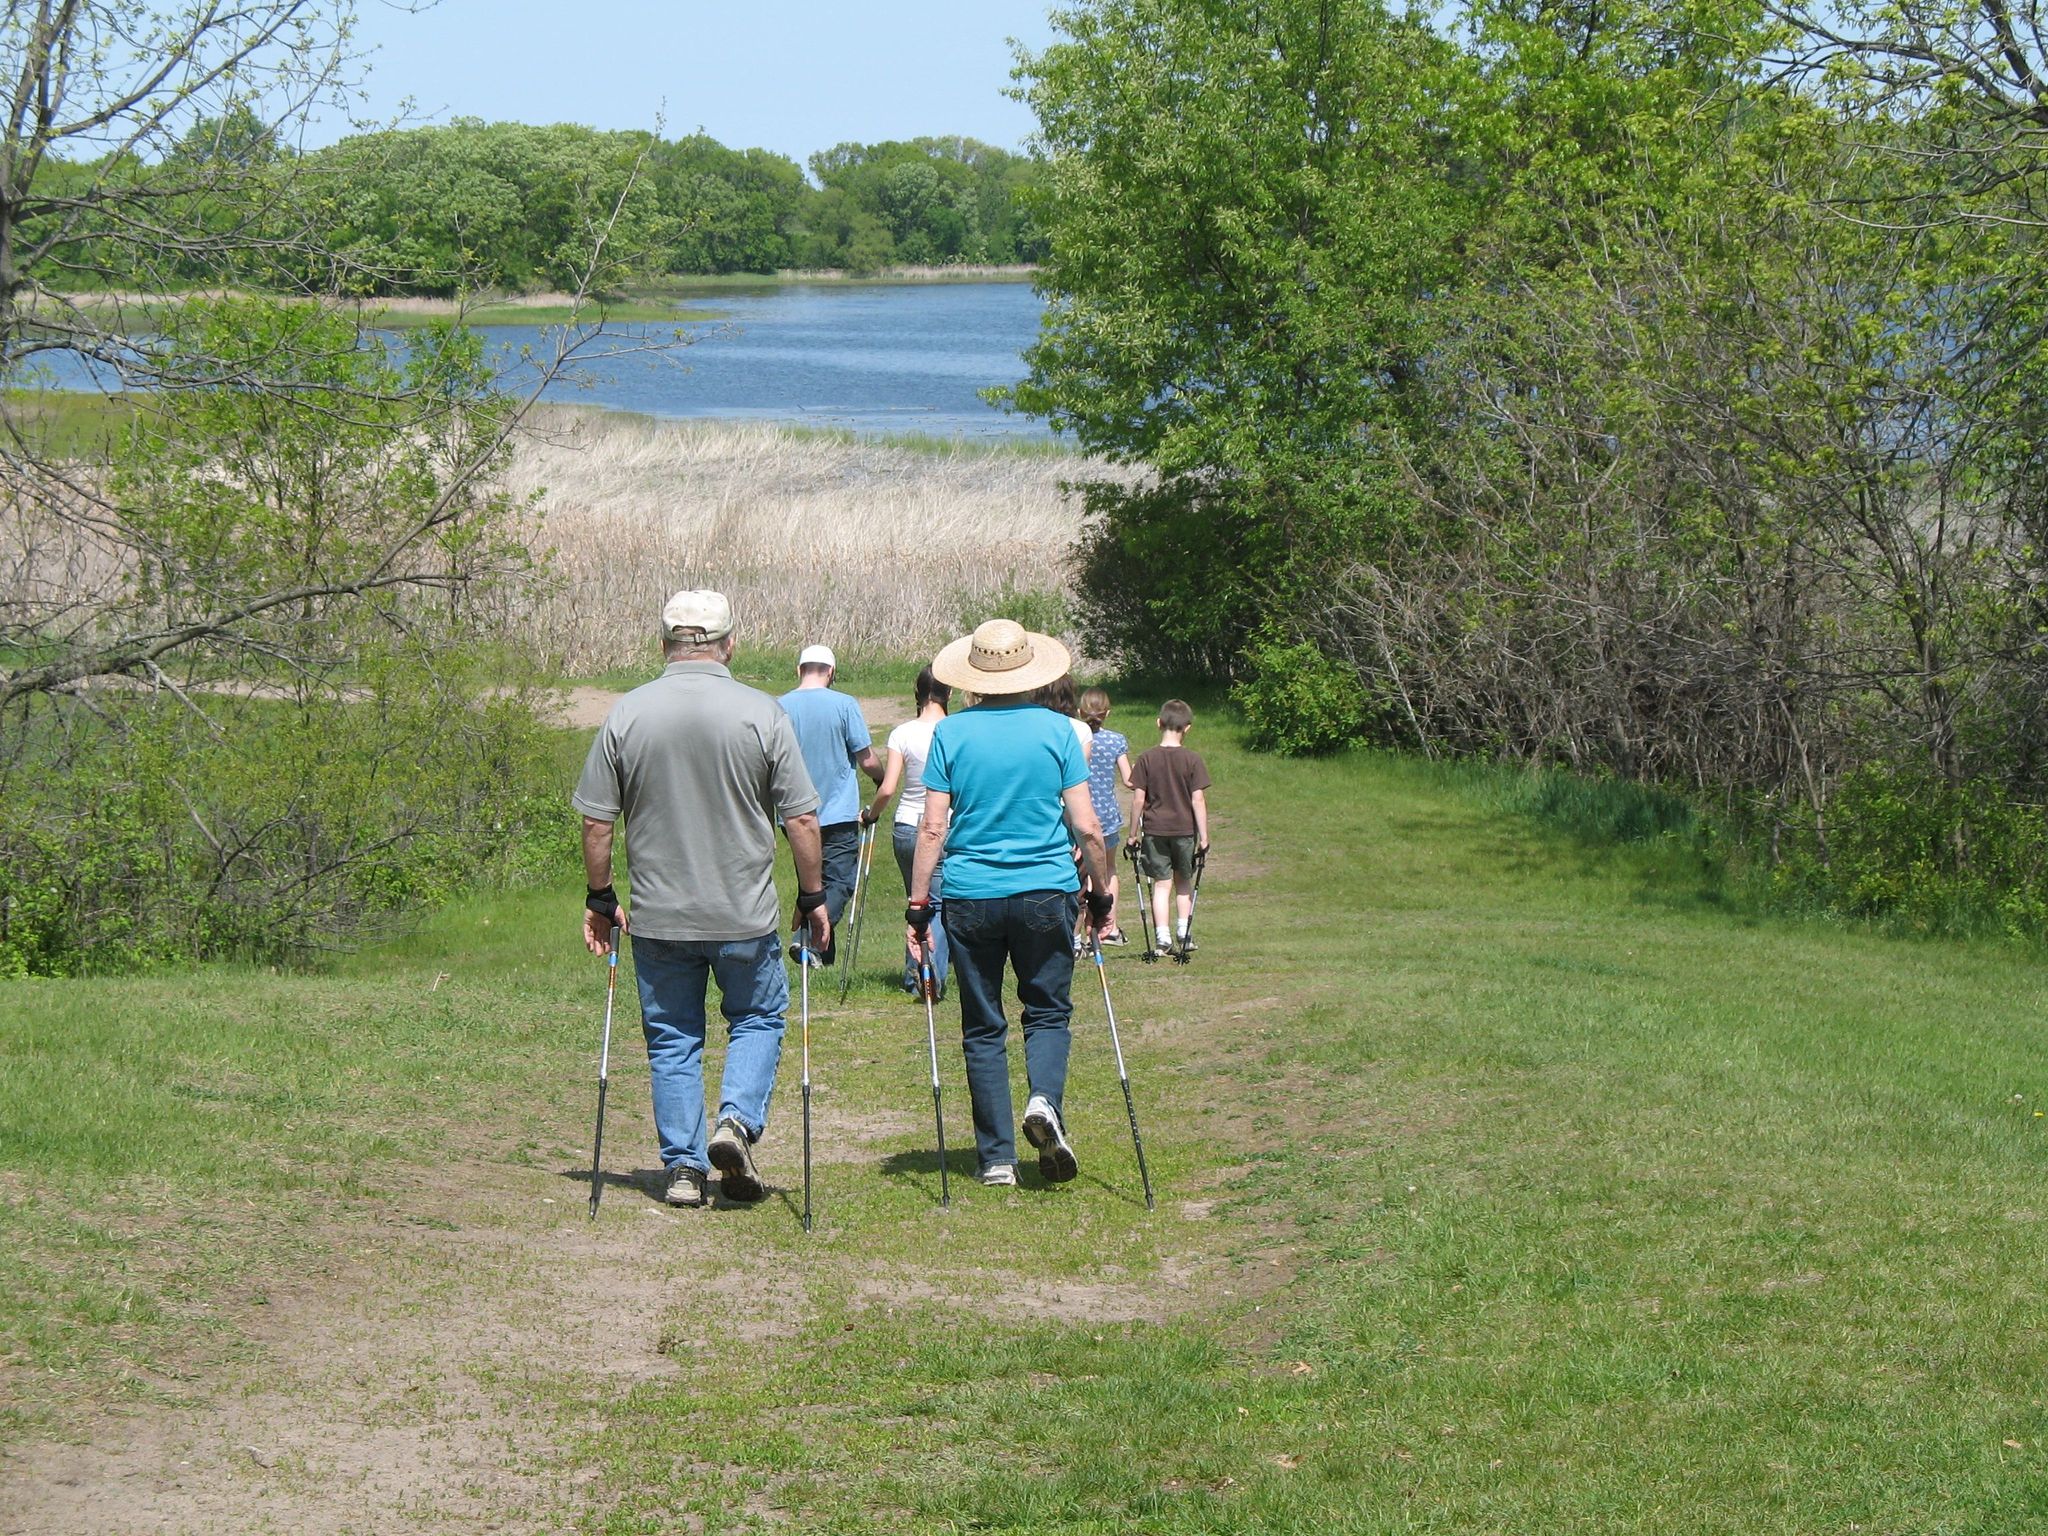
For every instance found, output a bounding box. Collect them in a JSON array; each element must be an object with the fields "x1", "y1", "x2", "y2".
[{"x1": 905, "y1": 620, "x2": 1114, "y2": 1188}]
